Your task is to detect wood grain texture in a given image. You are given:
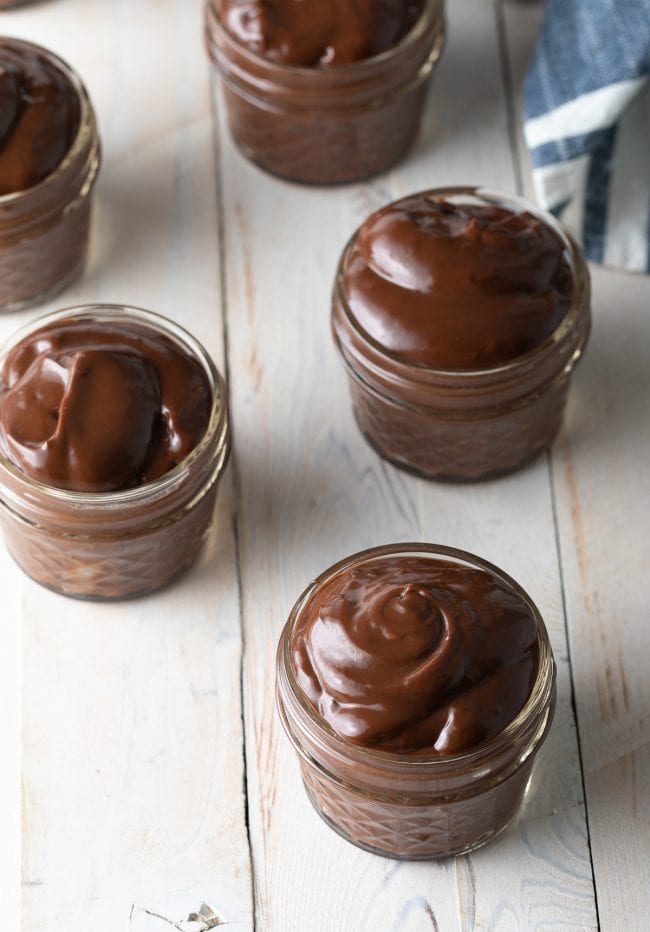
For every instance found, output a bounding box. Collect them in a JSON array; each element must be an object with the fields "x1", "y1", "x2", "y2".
[
  {"x1": 502, "y1": 4, "x2": 650, "y2": 927},
  {"x1": 1, "y1": 2, "x2": 252, "y2": 930},
  {"x1": 551, "y1": 267, "x2": 650, "y2": 932},
  {"x1": 219, "y1": 1, "x2": 597, "y2": 928},
  {"x1": 0, "y1": 542, "x2": 21, "y2": 932}
]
